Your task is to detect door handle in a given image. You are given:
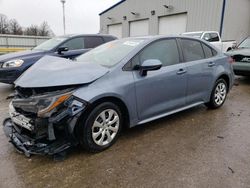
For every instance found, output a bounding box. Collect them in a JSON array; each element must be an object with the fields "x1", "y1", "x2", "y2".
[
  {"x1": 208, "y1": 62, "x2": 216, "y2": 67},
  {"x1": 176, "y1": 68, "x2": 187, "y2": 75}
]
